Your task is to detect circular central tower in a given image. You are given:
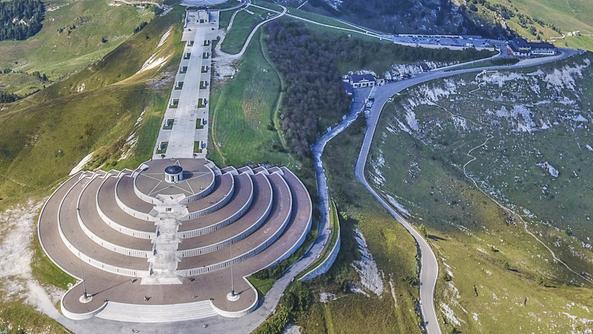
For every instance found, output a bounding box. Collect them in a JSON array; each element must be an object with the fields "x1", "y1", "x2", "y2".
[{"x1": 164, "y1": 165, "x2": 184, "y2": 183}]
